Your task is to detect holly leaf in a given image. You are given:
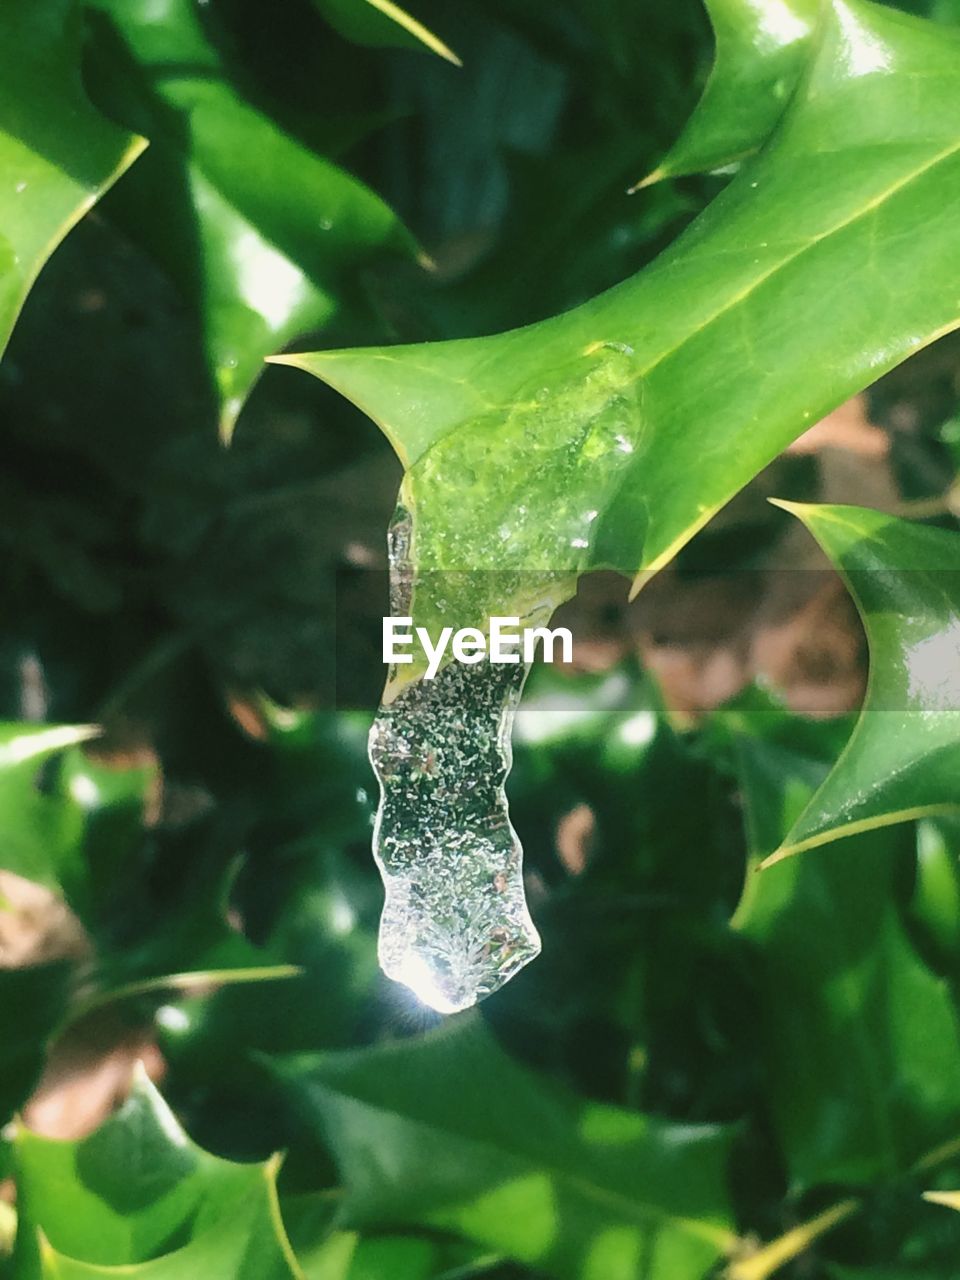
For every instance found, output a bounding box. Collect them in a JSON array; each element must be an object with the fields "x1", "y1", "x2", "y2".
[
  {"x1": 282, "y1": 1192, "x2": 484, "y2": 1280},
  {"x1": 732, "y1": 730, "x2": 960, "y2": 1189},
  {"x1": 911, "y1": 817, "x2": 960, "y2": 971},
  {"x1": 636, "y1": 0, "x2": 819, "y2": 188},
  {"x1": 275, "y1": 0, "x2": 960, "y2": 685},
  {"x1": 55, "y1": 747, "x2": 157, "y2": 913},
  {"x1": 311, "y1": 0, "x2": 460, "y2": 65},
  {"x1": 272, "y1": 1015, "x2": 737, "y2": 1279},
  {"x1": 637, "y1": 0, "x2": 960, "y2": 188},
  {"x1": 14, "y1": 1069, "x2": 299, "y2": 1279},
  {"x1": 85, "y1": 0, "x2": 419, "y2": 439},
  {"x1": 87, "y1": 855, "x2": 302, "y2": 1017},
  {"x1": 911, "y1": 819, "x2": 960, "y2": 977},
  {"x1": 0, "y1": 725, "x2": 100, "y2": 904},
  {"x1": 763, "y1": 504, "x2": 960, "y2": 864},
  {"x1": 38, "y1": 1208, "x2": 295, "y2": 1280},
  {"x1": 0, "y1": 723, "x2": 296, "y2": 1014},
  {"x1": 0, "y1": 0, "x2": 145, "y2": 359}
]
